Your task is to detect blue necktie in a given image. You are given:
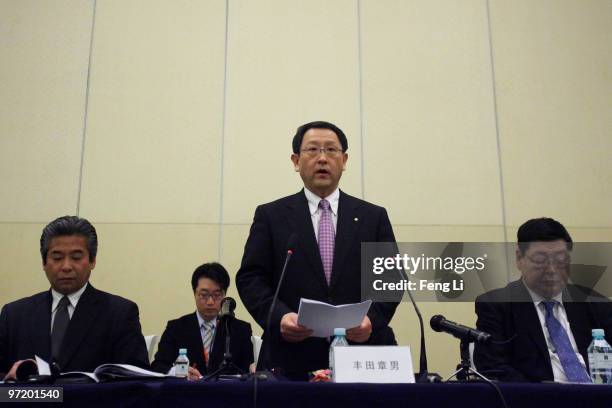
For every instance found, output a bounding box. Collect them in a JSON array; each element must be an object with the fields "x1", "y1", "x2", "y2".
[{"x1": 542, "y1": 301, "x2": 591, "y2": 383}]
